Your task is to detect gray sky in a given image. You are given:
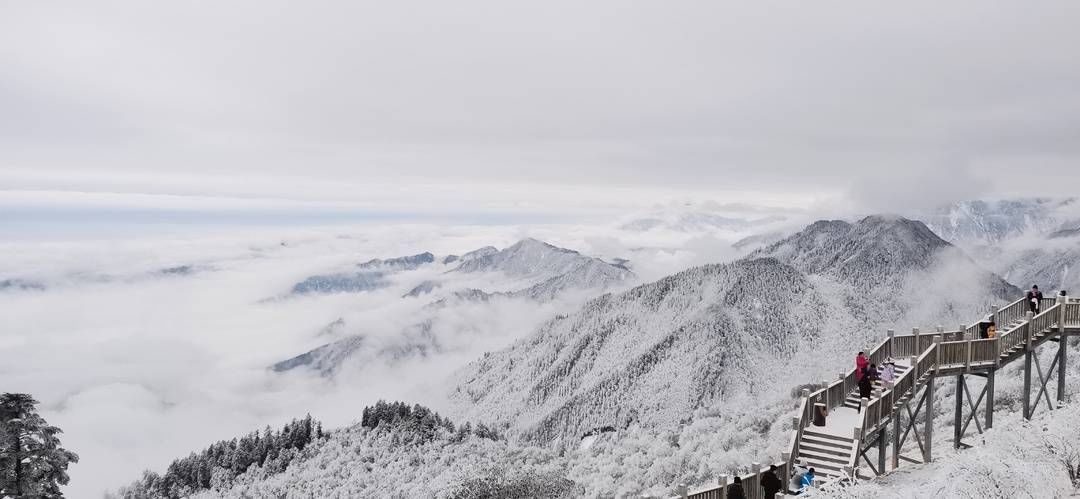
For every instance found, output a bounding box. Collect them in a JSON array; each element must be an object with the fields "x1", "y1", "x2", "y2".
[{"x1": 2, "y1": 1, "x2": 1079, "y2": 221}]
